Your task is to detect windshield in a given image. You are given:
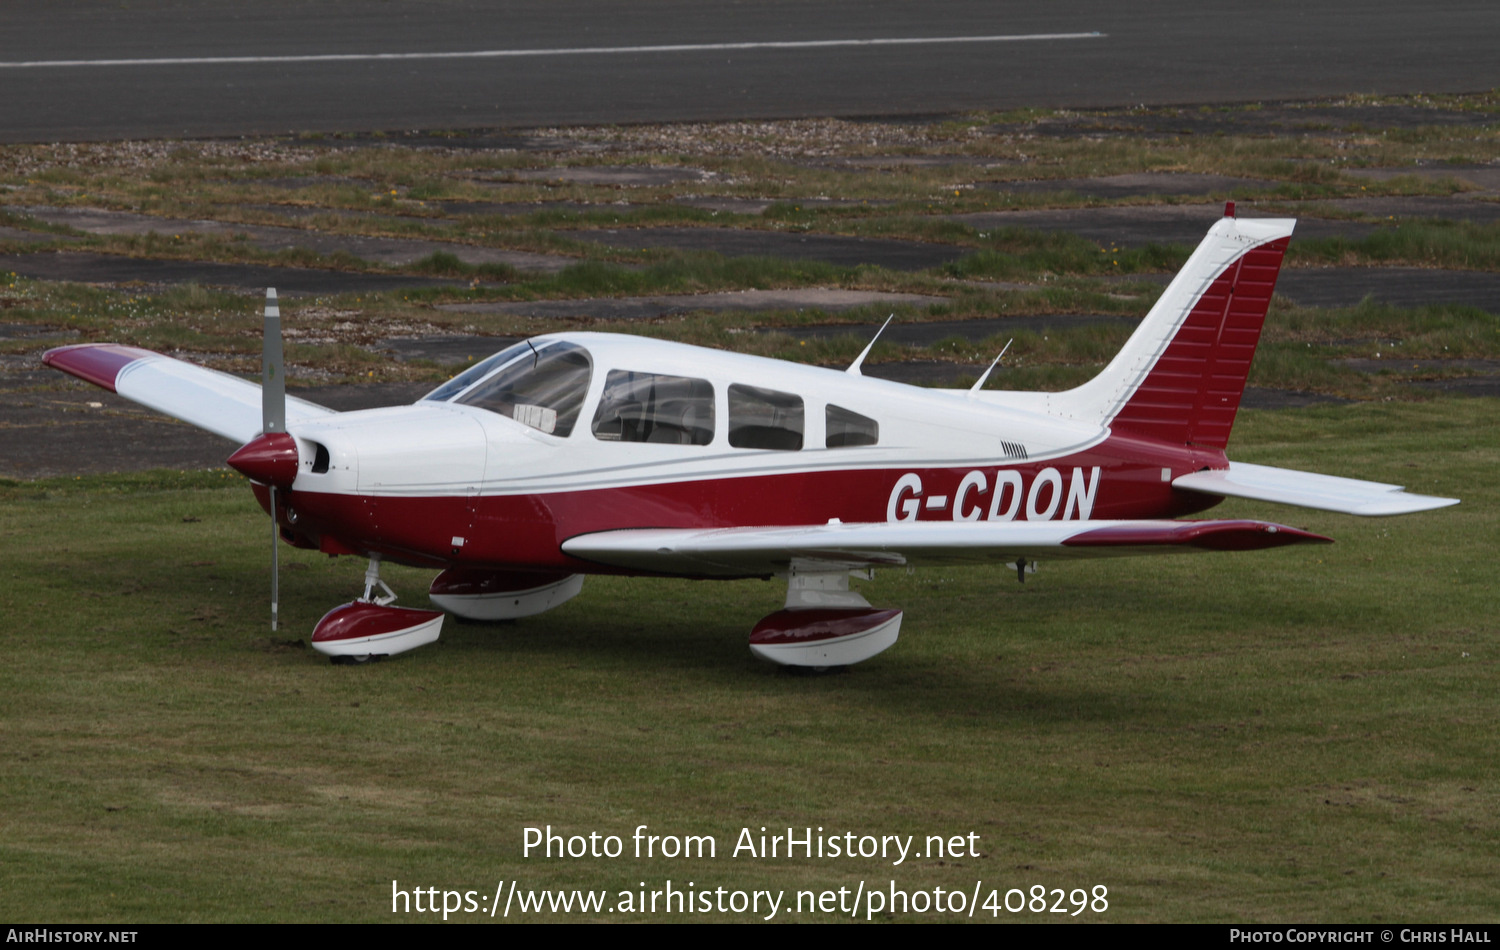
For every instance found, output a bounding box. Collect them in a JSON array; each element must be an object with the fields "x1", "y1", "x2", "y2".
[
  {"x1": 454, "y1": 341, "x2": 593, "y2": 437},
  {"x1": 420, "y1": 342, "x2": 532, "y2": 403}
]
